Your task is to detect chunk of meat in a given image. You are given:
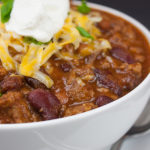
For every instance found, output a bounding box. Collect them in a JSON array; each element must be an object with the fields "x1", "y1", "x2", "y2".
[
  {"x1": 97, "y1": 58, "x2": 111, "y2": 70},
  {"x1": 116, "y1": 63, "x2": 142, "y2": 76},
  {"x1": 74, "y1": 66, "x2": 95, "y2": 81},
  {"x1": 0, "y1": 91, "x2": 40, "y2": 123},
  {"x1": 63, "y1": 44, "x2": 74, "y2": 53},
  {"x1": 64, "y1": 102, "x2": 97, "y2": 117},
  {"x1": 63, "y1": 73, "x2": 94, "y2": 102},
  {"x1": 111, "y1": 47, "x2": 135, "y2": 64},
  {"x1": 109, "y1": 33, "x2": 128, "y2": 49},
  {"x1": 0, "y1": 111, "x2": 13, "y2": 124},
  {"x1": 25, "y1": 77, "x2": 46, "y2": 89},
  {"x1": 129, "y1": 63, "x2": 142, "y2": 75},
  {"x1": 85, "y1": 54, "x2": 98, "y2": 64},
  {"x1": 28, "y1": 89, "x2": 61, "y2": 120},
  {"x1": 60, "y1": 63, "x2": 72, "y2": 72},
  {"x1": 0, "y1": 76, "x2": 24, "y2": 92},
  {"x1": 77, "y1": 43, "x2": 91, "y2": 57},
  {"x1": 94, "y1": 69, "x2": 122, "y2": 96},
  {"x1": 97, "y1": 19, "x2": 111, "y2": 32},
  {"x1": 120, "y1": 74, "x2": 140, "y2": 90},
  {"x1": 0, "y1": 66, "x2": 7, "y2": 81},
  {"x1": 55, "y1": 89, "x2": 69, "y2": 105},
  {"x1": 115, "y1": 63, "x2": 142, "y2": 90},
  {"x1": 122, "y1": 25, "x2": 136, "y2": 40},
  {"x1": 134, "y1": 55, "x2": 145, "y2": 63},
  {"x1": 95, "y1": 96, "x2": 113, "y2": 107},
  {"x1": 0, "y1": 91, "x2": 16, "y2": 108}
]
